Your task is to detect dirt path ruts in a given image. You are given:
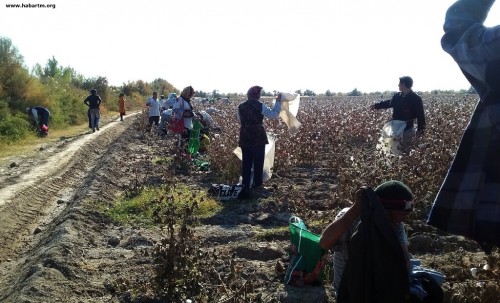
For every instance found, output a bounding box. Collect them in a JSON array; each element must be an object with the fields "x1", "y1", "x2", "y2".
[{"x1": 0, "y1": 116, "x2": 135, "y2": 265}]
